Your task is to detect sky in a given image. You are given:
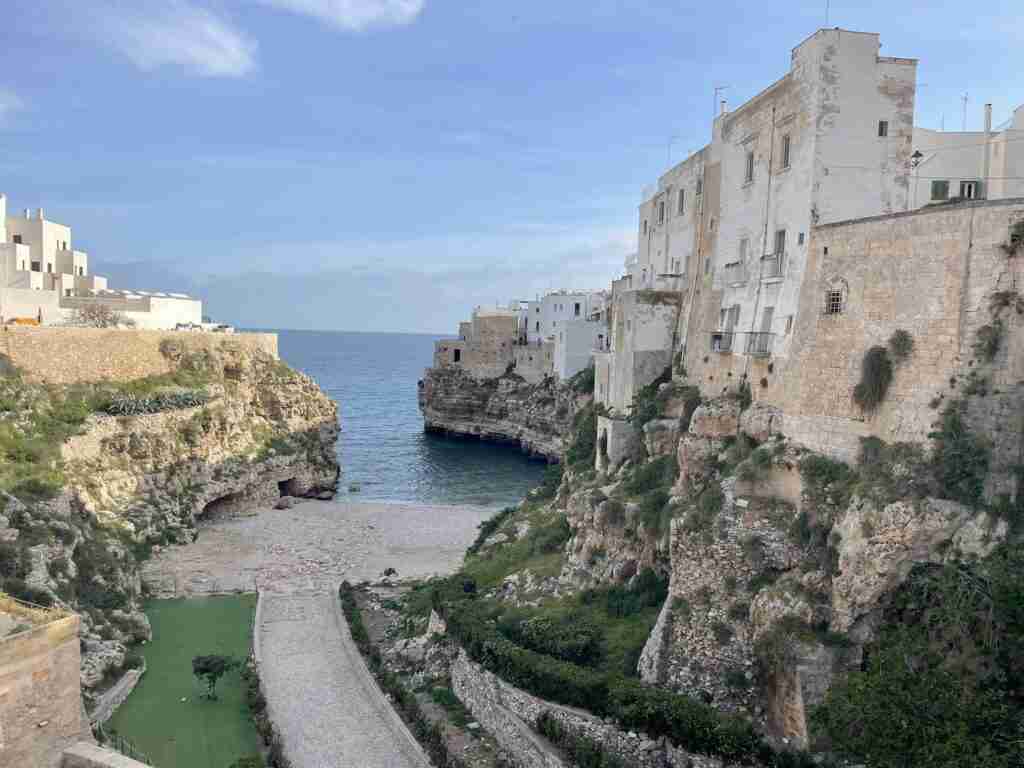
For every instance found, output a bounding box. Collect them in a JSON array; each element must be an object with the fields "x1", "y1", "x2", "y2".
[{"x1": 2, "y1": 1, "x2": 1022, "y2": 333}]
